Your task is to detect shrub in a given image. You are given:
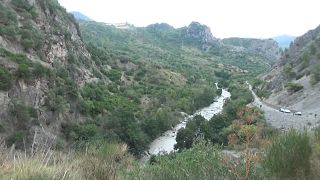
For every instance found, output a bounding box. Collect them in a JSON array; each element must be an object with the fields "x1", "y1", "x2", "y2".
[
  {"x1": 16, "y1": 63, "x2": 31, "y2": 79},
  {"x1": 126, "y1": 140, "x2": 231, "y2": 179},
  {"x1": 106, "y1": 69, "x2": 122, "y2": 82},
  {"x1": 11, "y1": 0, "x2": 33, "y2": 12},
  {"x1": 0, "y1": 25, "x2": 17, "y2": 39},
  {"x1": 6, "y1": 131, "x2": 26, "y2": 147},
  {"x1": 263, "y1": 130, "x2": 312, "y2": 179},
  {"x1": 286, "y1": 82, "x2": 303, "y2": 93},
  {"x1": 311, "y1": 64, "x2": 320, "y2": 85},
  {"x1": 21, "y1": 39, "x2": 34, "y2": 50},
  {"x1": 284, "y1": 64, "x2": 296, "y2": 79},
  {"x1": 9, "y1": 102, "x2": 37, "y2": 131},
  {"x1": 0, "y1": 66, "x2": 13, "y2": 91}
]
